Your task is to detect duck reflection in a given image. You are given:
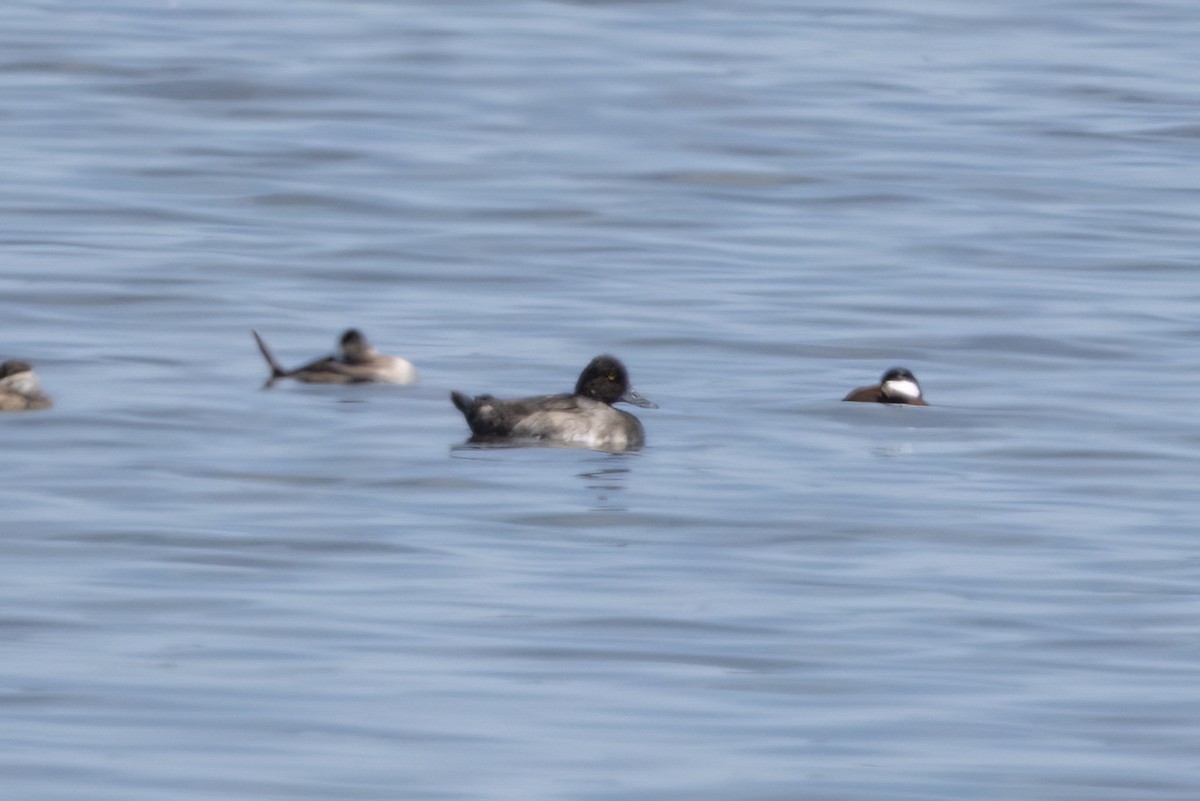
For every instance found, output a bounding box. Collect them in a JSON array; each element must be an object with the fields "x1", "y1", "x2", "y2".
[{"x1": 578, "y1": 464, "x2": 630, "y2": 512}]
